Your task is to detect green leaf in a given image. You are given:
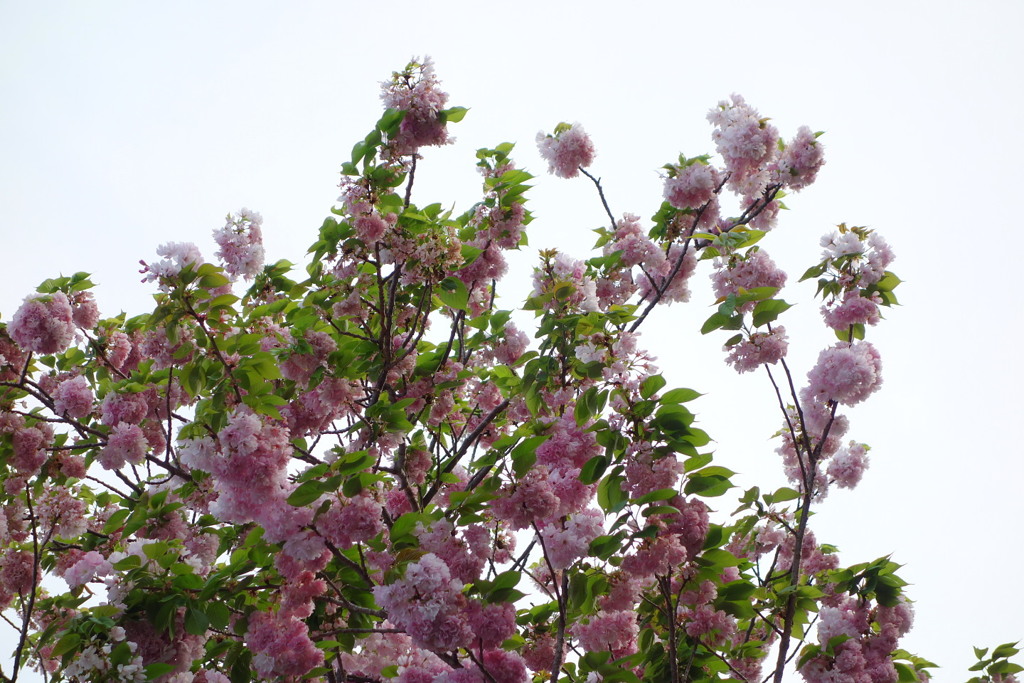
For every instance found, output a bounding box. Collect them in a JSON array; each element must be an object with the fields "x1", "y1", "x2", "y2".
[
  {"x1": 51, "y1": 631, "x2": 82, "y2": 658},
  {"x1": 634, "y1": 488, "x2": 678, "y2": 505},
  {"x1": 661, "y1": 387, "x2": 702, "y2": 404},
  {"x1": 102, "y1": 508, "x2": 131, "y2": 535},
  {"x1": 511, "y1": 436, "x2": 546, "y2": 477},
  {"x1": 993, "y1": 642, "x2": 1020, "y2": 659},
  {"x1": 440, "y1": 106, "x2": 469, "y2": 123},
  {"x1": 335, "y1": 450, "x2": 374, "y2": 475},
  {"x1": 684, "y1": 474, "x2": 733, "y2": 497},
  {"x1": 597, "y1": 470, "x2": 628, "y2": 513},
  {"x1": 185, "y1": 604, "x2": 209, "y2": 635},
  {"x1": 799, "y1": 262, "x2": 828, "y2": 282},
  {"x1": 207, "y1": 602, "x2": 231, "y2": 631},
  {"x1": 768, "y1": 486, "x2": 800, "y2": 503},
  {"x1": 580, "y1": 455, "x2": 609, "y2": 485},
  {"x1": 145, "y1": 663, "x2": 178, "y2": 679},
  {"x1": 639, "y1": 374, "x2": 666, "y2": 399},
  {"x1": 438, "y1": 277, "x2": 469, "y2": 311},
  {"x1": 751, "y1": 299, "x2": 793, "y2": 327},
  {"x1": 286, "y1": 480, "x2": 324, "y2": 507}
]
